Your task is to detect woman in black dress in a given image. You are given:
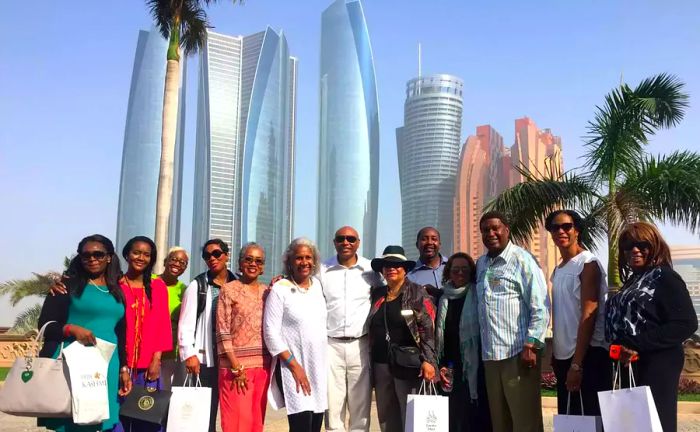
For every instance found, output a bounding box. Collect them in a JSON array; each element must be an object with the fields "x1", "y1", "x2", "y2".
[{"x1": 606, "y1": 221, "x2": 697, "y2": 431}]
